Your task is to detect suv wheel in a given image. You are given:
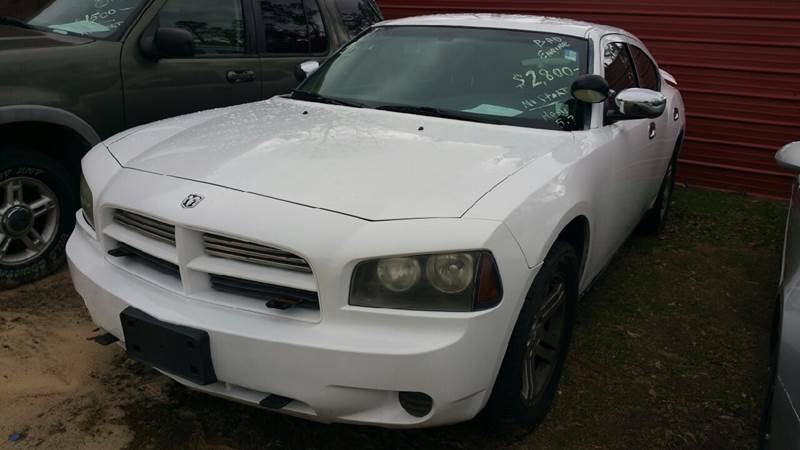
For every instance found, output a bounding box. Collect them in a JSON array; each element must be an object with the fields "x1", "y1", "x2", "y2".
[
  {"x1": 483, "y1": 240, "x2": 578, "y2": 427},
  {"x1": 0, "y1": 150, "x2": 77, "y2": 289}
]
